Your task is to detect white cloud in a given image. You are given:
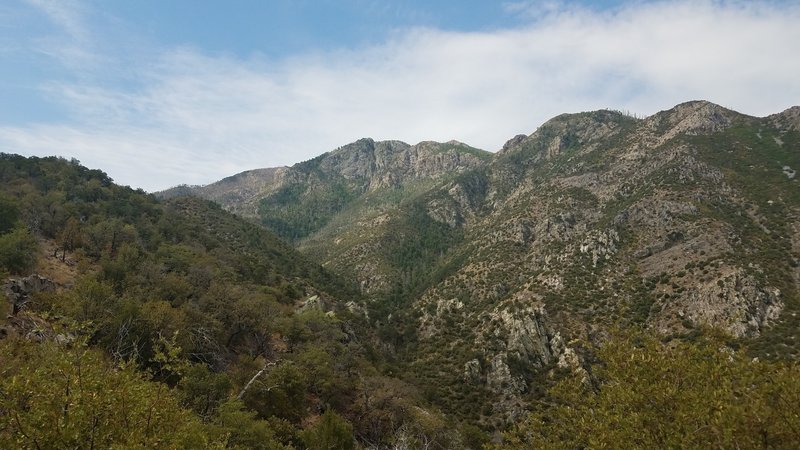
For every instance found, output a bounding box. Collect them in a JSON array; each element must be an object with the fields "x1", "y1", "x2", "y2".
[
  {"x1": 2, "y1": 0, "x2": 799, "y2": 191},
  {"x1": 24, "y1": 0, "x2": 88, "y2": 41},
  {"x1": 22, "y1": 0, "x2": 101, "y2": 68},
  {"x1": 502, "y1": 0, "x2": 571, "y2": 18}
]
